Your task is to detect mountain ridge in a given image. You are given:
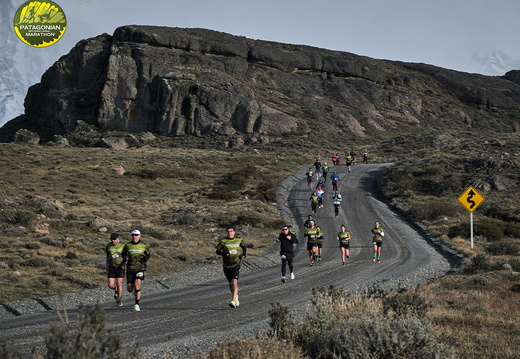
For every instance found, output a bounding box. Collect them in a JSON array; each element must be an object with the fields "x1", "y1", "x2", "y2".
[{"x1": 1, "y1": 25, "x2": 519, "y2": 144}]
